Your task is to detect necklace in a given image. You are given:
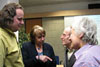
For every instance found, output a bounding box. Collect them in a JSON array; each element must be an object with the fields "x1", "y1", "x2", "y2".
[
  {"x1": 36, "y1": 44, "x2": 42, "y2": 50},
  {"x1": 37, "y1": 48, "x2": 40, "y2": 50}
]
